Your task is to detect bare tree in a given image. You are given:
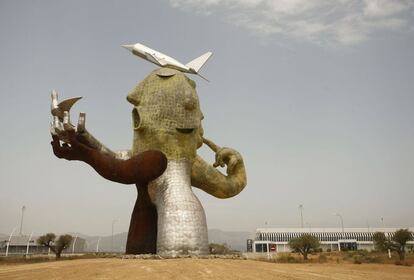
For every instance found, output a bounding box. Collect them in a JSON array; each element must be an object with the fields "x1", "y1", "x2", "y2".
[{"x1": 37, "y1": 233, "x2": 73, "y2": 259}]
